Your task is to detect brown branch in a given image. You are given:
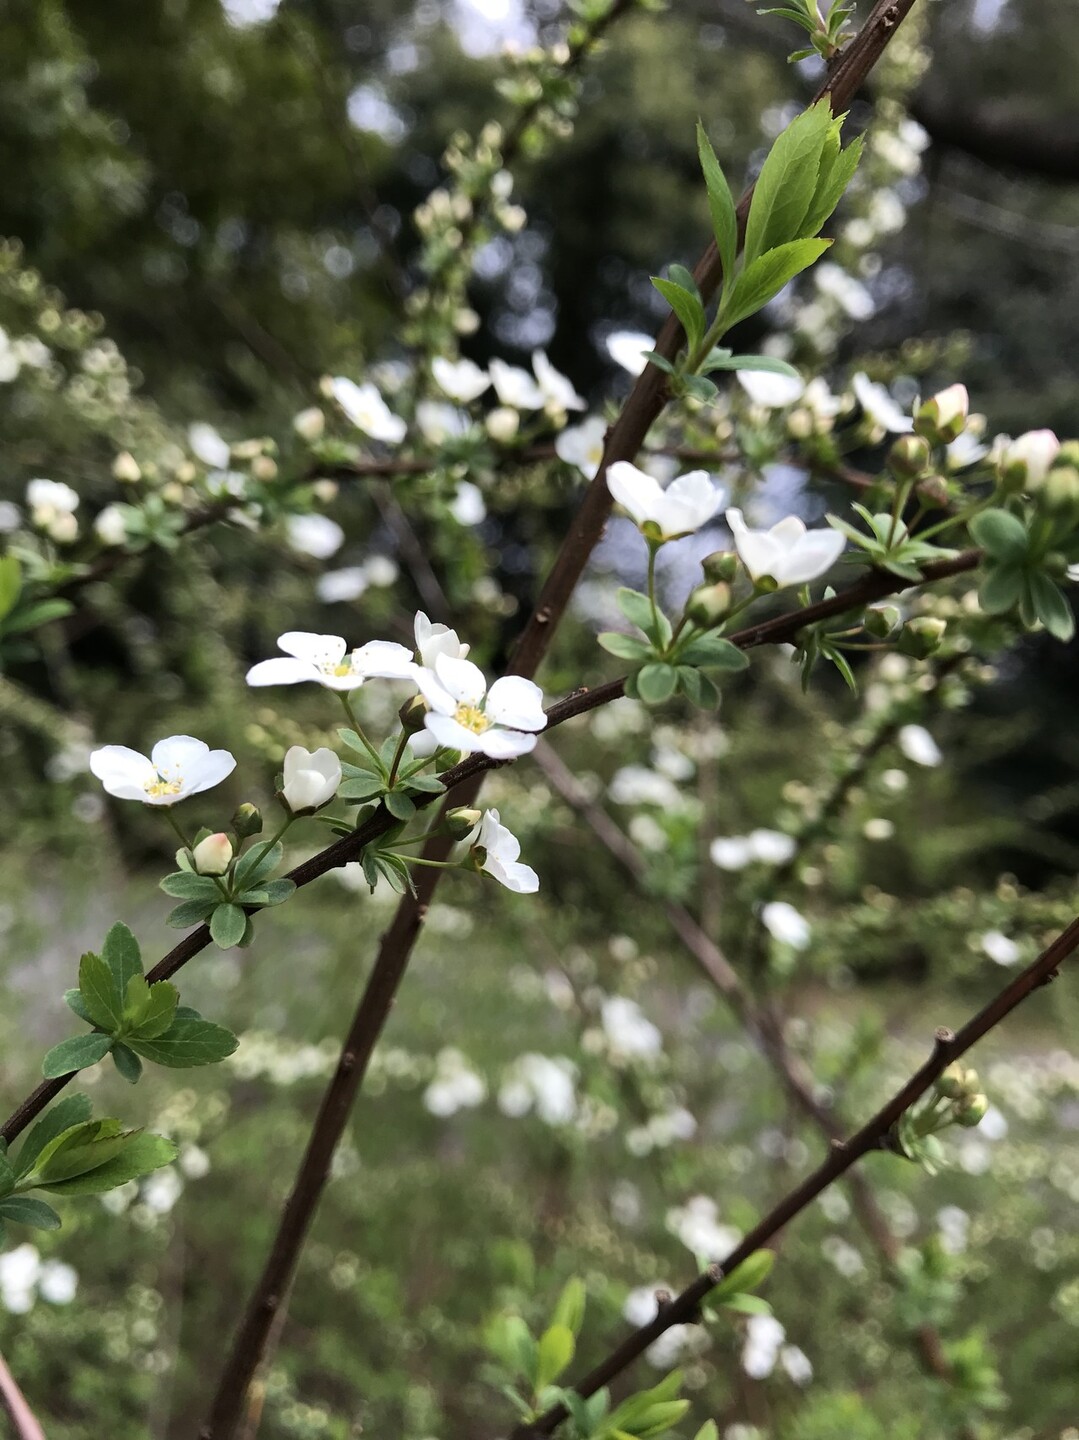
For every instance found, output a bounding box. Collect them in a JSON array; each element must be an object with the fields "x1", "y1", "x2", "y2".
[
  {"x1": 0, "y1": 1353, "x2": 47, "y2": 1440},
  {"x1": 510, "y1": 911, "x2": 1079, "y2": 1436}
]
